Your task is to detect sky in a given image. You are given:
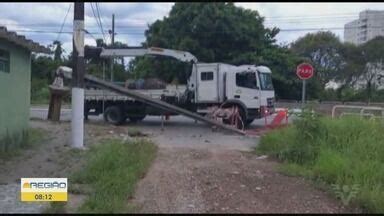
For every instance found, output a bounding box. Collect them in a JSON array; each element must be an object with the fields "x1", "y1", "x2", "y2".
[{"x1": 1, "y1": 2, "x2": 384, "y2": 56}]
